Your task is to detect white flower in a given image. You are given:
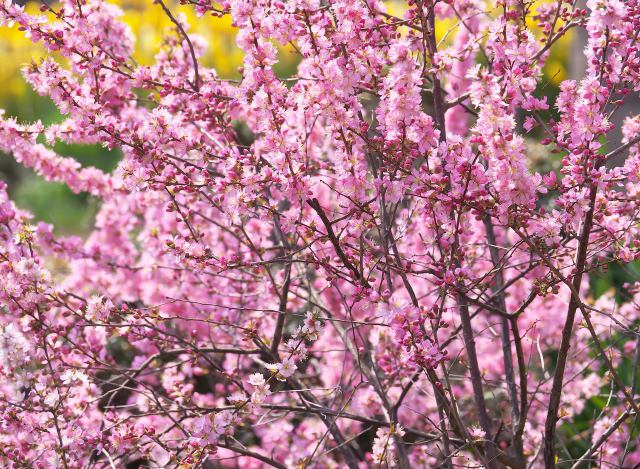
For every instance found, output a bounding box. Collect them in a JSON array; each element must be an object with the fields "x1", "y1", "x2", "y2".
[
  {"x1": 248, "y1": 372, "x2": 270, "y2": 404},
  {"x1": 44, "y1": 389, "x2": 60, "y2": 407},
  {"x1": 277, "y1": 358, "x2": 297, "y2": 379},
  {"x1": 251, "y1": 389, "x2": 268, "y2": 405},
  {"x1": 248, "y1": 372, "x2": 266, "y2": 387},
  {"x1": 267, "y1": 358, "x2": 297, "y2": 381},
  {"x1": 60, "y1": 369, "x2": 89, "y2": 385},
  {"x1": 0, "y1": 323, "x2": 31, "y2": 370},
  {"x1": 228, "y1": 391, "x2": 245, "y2": 405}
]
